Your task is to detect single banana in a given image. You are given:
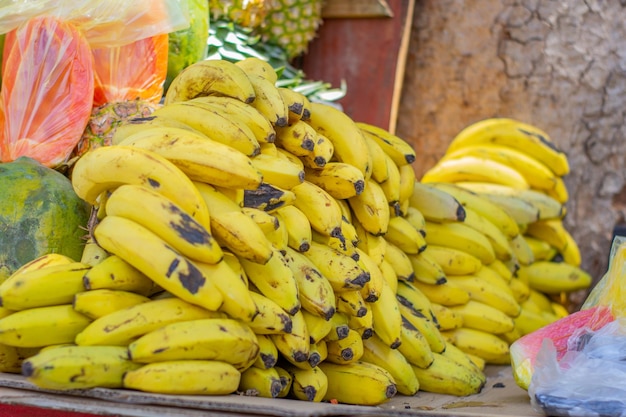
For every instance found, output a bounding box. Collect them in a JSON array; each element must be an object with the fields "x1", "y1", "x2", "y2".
[
  {"x1": 352, "y1": 218, "x2": 385, "y2": 265},
  {"x1": 275, "y1": 365, "x2": 293, "y2": 398},
  {"x1": 461, "y1": 206, "x2": 513, "y2": 261},
  {"x1": 164, "y1": 58, "x2": 256, "y2": 105},
  {"x1": 71, "y1": 145, "x2": 210, "y2": 226},
  {"x1": 523, "y1": 235, "x2": 558, "y2": 262},
  {"x1": 80, "y1": 235, "x2": 109, "y2": 267},
  {"x1": 311, "y1": 228, "x2": 357, "y2": 260},
  {"x1": 239, "y1": 365, "x2": 284, "y2": 398},
  {"x1": 397, "y1": 164, "x2": 417, "y2": 207},
  {"x1": 395, "y1": 280, "x2": 438, "y2": 323},
  {"x1": 0, "y1": 304, "x2": 91, "y2": 348},
  {"x1": 128, "y1": 318, "x2": 260, "y2": 370},
  {"x1": 281, "y1": 247, "x2": 336, "y2": 320},
  {"x1": 303, "y1": 241, "x2": 370, "y2": 292},
  {"x1": 441, "y1": 327, "x2": 510, "y2": 363},
  {"x1": 194, "y1": 181, "x2": 274, "y2": 264},
  {"x1": 242, "y1": 206, "x2": 279, "y2": 235},
  {"x1": 410, "y1": 280, "x2": 471, "y2": 307},
  {"x1": 235, "y1": 57, "x2": 278, "y2": 83},
  {"x1": 424, "y1": 220, "x2": 496, "y2": 264},
  {"x1": 403, "y1": 206, "x2": 427, "y2": 238},
  {"x1": 277, "y1": 87, "x2": 307, "y2": 123},
  {"x1": 335, "y1": 290, "x2": 368, "y2": 318},
  {"x1": 325, "y1": 328, "x2": 364, "y2": 365},
  {"x1": 348, "y1": 179, "x2": 390, "y2": 236},
  {"x1": 75, "y1": 297, "x2": 224, "y2": 346},
  {"x1": 524, "y1": 218, "x2": 570, "y2": 253},
  {"x1": 22, "y1": 345, "x2": 141, "y2": 390},
  {"x1": 72, "y1": 289, "x2": 150, "y2": 320},
  {"x1": 442, "y1": 143, "x2": 559, "y2": 192},
  {"x1": 362, "y1": 334, "x2": 420, "y2": 396},
  {"x1": 284, "y1": 364, "x2": 328, "y2": 402},
  {"x1": 94, "y1": 216, "x2": 224, "y2": 312},
  {"x1": 307, "y1": 102, "x2": 372, "y2": 177},
  {"x1": 411, "y1": 351, "x2": 485, "y2": 396},
  {"x1": 226, "y1": 182, "x2": 297, "y2": 213},
  {"x1": 264, "y1": 211, "x2": 290, "y2": 251},
  {"x1": 441, "y1": 340, "x2": 487, "y2": 377},
  {"x1": 398, "y1": 315, "x2": 434, "y2": 369},
  {"x1": 407, "y1": 252, "x2": 448, "y2": 285},
  {"x1": 489, "y1": 258, "x2": 516, "y2": 282},
  {"x1": 323, "y1": 312, "x2": 351, "y2": 342},
  {"x1": 82, "y1": 254, "x2": 156, "y2": 296},
  {"x1": 123, "y1": 360, "x2": 241, "y2": 395},
  {"x1": 547, "y1": 175, "x2": 569, "y2": 203},
  {"x1": 445, "y1": 117, "x2": 569, "y2": 176},
  {"x1": 378, "y1": 152, "x2": 402, "y2": 215},
  {"x1": 423, "y1": 245, "x2": 482, "y2": 276},
  {"x1": 304, "y1": 162, "x2": 365, "y2": 200},
  {"x1": 379, "y1": 259, "x2": 399, "y2": 294},
  {"x1": 362, "y1": 132, "x2": 391, "y2": 183},
  {"x1": 10, "y1": 253, "x2": 76, "y2": 276},
  {"x1": 250, "y1": 152, "x2": 305, "y2": 190},
  {"x1": 368, "y1": 279, "x2": 402, "y2": 349},
  {"x1": 118, "y1": 124, "x2": 263, "y2": 190},
  {"x1": 110, "y1": 114, "x2": 203, "y2": 146},
  {"x1": 382, "y1": 240, "x2": 415, "y2": 282},
  {"x1": 252, "y1": 334, "x2": 279, "y2": 369},
  {"x1": 238, "y1": 248, "x2": 300, "y2": 315},
  {"x1": 466, "y1": 188, "x2": 540, "y2": 225},
  {"x1": 430, "y1": 182, "x2": 520, "y2": 238},
  {"x1": 247, "y1": 291, "x2": 293, "y2": 335},
  {"x1": 348, "y1": 307, "x2": 374, "y2": 340},
  {"x1": 270, "y1": 309, "x2": 310, "y2": 367},
  {"x1": 300, "y1": 308, "x2": 333, "y2": 344},
  {"x1": 559, "y1": 227, "x2": 582, "y2": 266},
  {"x1": 385, "y1": 215, "x2": 427, "y2": 255},
  {"x1": 291, "y1": 180, "x2": 344, "y2": 238},
  {"x1": 446, "y1": 275, "x2": 521, "y2": 317},
  {"x1": 517, "y1": 260, "x2": 592, "y2": 294},
  {"x1": 105, "y1": 184, "x2": 222, "y2": 264},
  {"x1": 274, "y1": 120, "x2": 318, "y2": 156},
  {"x1": 430, "y1": 302, "x2": 464, "y2": 331},
  {"x1": 189, "y1": 95, "x2": 276, "y2": 144},
  {"x1": 356, "y1": 121, "x2": 416, "y2": 166},
  {"x1": 247, "y1": 73, "x2": 289, "y2": 127},
  {"x1": 396, "y1": 299, "x2": 447, "y2": 354},
  {"x1": 275, "y1": 205, "x2": 312, "y2": 253},
  {"x1": 508, "y1": 276, "x2": 531, "y2": 303},
  {"x1": 509, "y1": 233, "x2": 536, "y2": 266},
  {"x1": 355, "y1": 248, "x2": 385, "y2": 303},
  {"x1": 319, "y1": 361, "x2": 397, "y2": 406},
  {"x1": 0, "y1": 262, "x2": 90, "y2": 311},
  {"x1": 451, "y1": 300, "x2": 515, "y2": 334},
  {"x1": 410, "y1": 182, "x2": 466, "y2": 223}
]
